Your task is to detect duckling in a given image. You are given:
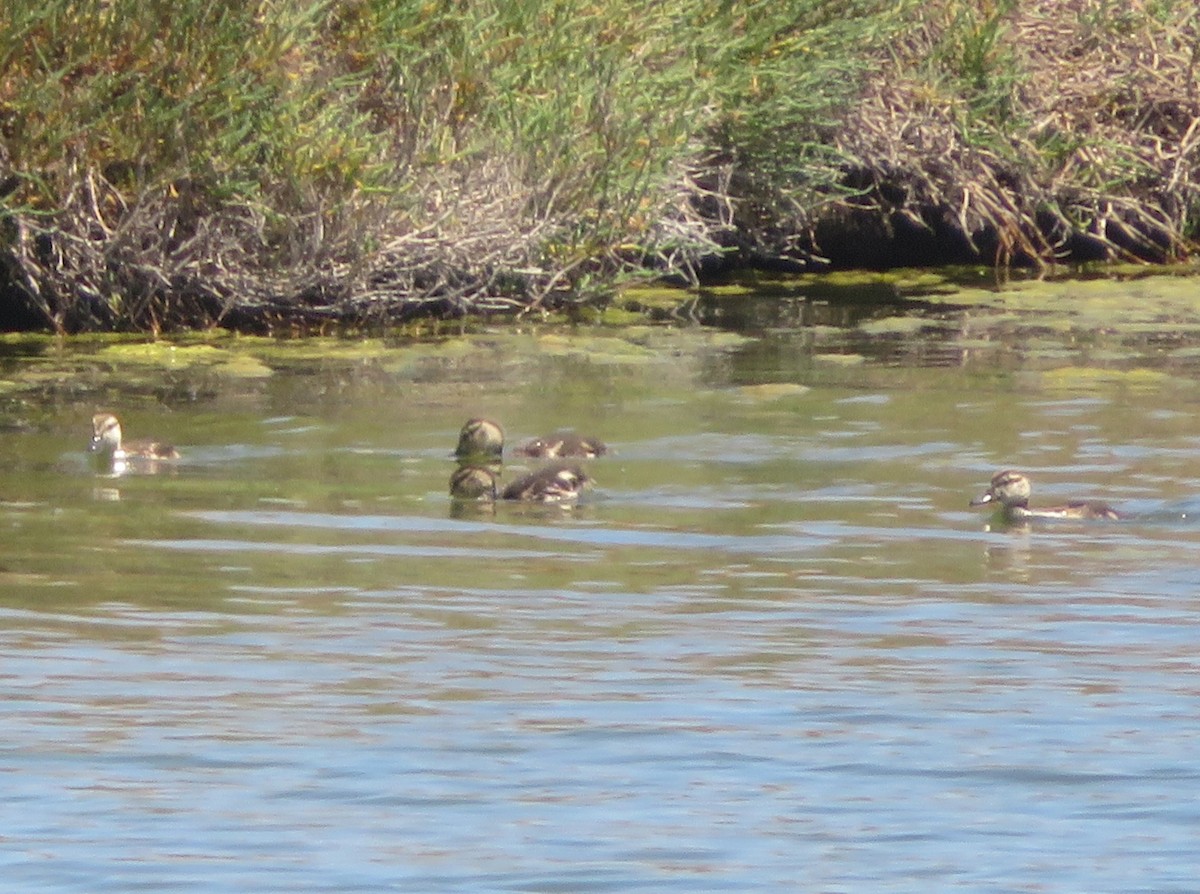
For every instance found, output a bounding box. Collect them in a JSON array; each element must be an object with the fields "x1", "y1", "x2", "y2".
[
  {"x1": 454, "y1": 418, "x2": 504, "y2": 461},
  {"x1": 513, "y1": 431, "x2": 607, "y2": 459},
  {"x1": 501, "y1": 462, "x2": 593, "y2": 503},
  {"x1": 448, "y1": 462, "x2": 593, "y2": 504},
  {"x1": 90, "y1": 413, "x2": 180, "y2": 466},
  {"x1": 970, "y1": 469, "x2": 1120, "y2": 522},
  {"x1": 454, "y1": 417, "x2": 607, "y2": 460}
]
